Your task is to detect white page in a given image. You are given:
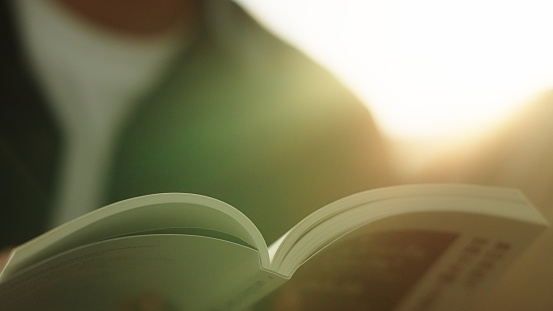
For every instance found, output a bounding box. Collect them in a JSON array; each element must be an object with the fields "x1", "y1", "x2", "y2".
[
  {"x1": 0, "y1": 234, "x2": 264, "y2": 310},
  {"x1": 2, "y1": 193, "x2": 270, "y2": 279}
]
